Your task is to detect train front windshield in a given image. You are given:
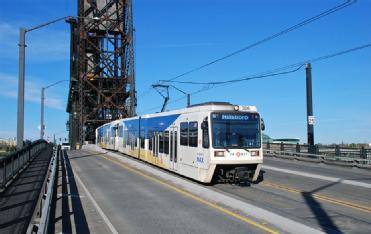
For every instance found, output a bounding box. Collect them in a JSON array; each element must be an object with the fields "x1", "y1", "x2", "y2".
[{"x1": 211, "y1": 112, "x2": 261, "y2": 149}]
